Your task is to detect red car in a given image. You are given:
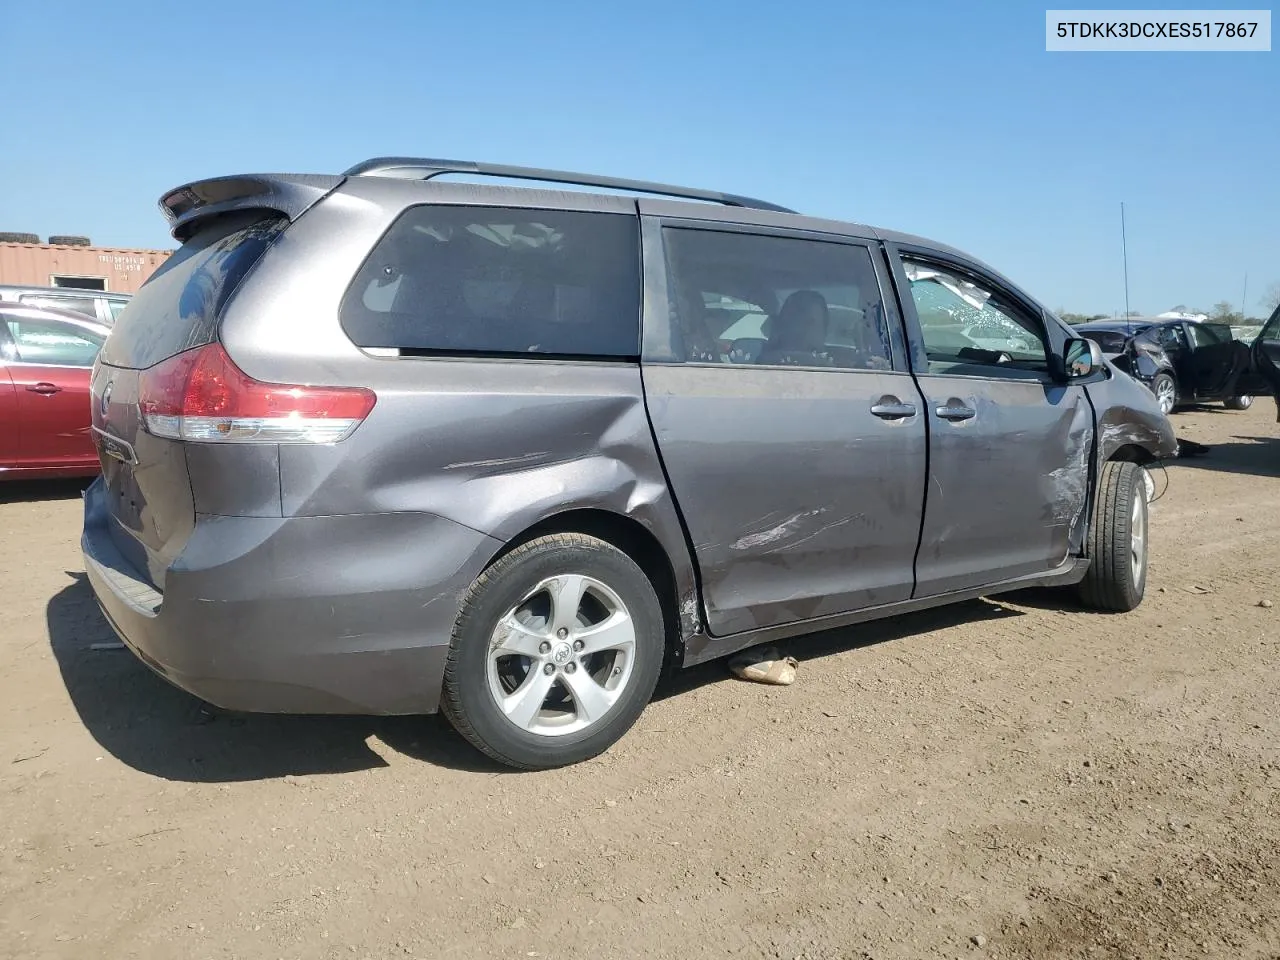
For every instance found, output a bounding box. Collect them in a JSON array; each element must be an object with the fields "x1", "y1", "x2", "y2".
[{"x1": 0, "y1": 303, "x2": 108, "y2": 480}]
